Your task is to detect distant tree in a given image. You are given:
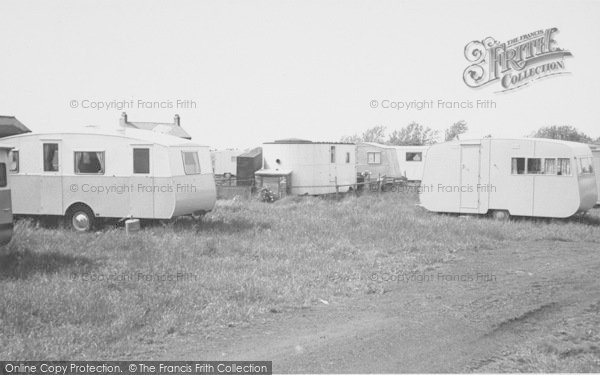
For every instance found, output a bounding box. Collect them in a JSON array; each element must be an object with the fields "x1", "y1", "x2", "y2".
[
  {"x1": 445, "y1": 120, "x2": 468, "y2": 141},
  {"x1": 388, "y1": 122, "x2": 439, "y2": 146},
  {"x1": 339, "y1": 134, "x2": 362, "y2": 143},
  {"x1": 530, "y1": 125, "x2": 593, "y2": 143},
  {"x1": 341, "y1": 125, "x2": 387, "y2": 144}
]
